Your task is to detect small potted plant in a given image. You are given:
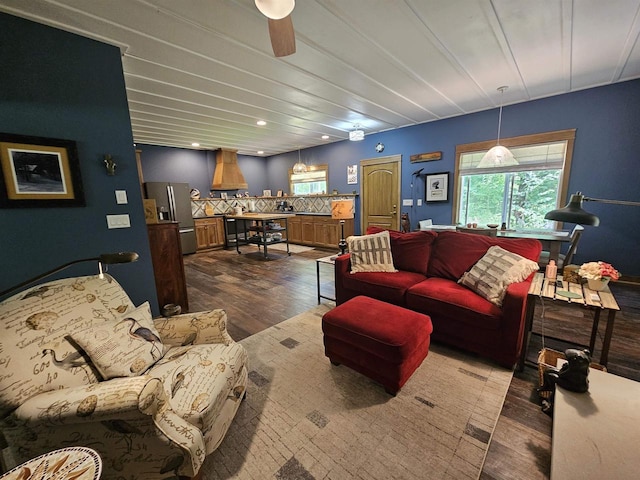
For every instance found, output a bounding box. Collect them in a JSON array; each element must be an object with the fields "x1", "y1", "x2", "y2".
[{"x1": 578, "y1": 261, "x2": 620, "y2": 291}]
